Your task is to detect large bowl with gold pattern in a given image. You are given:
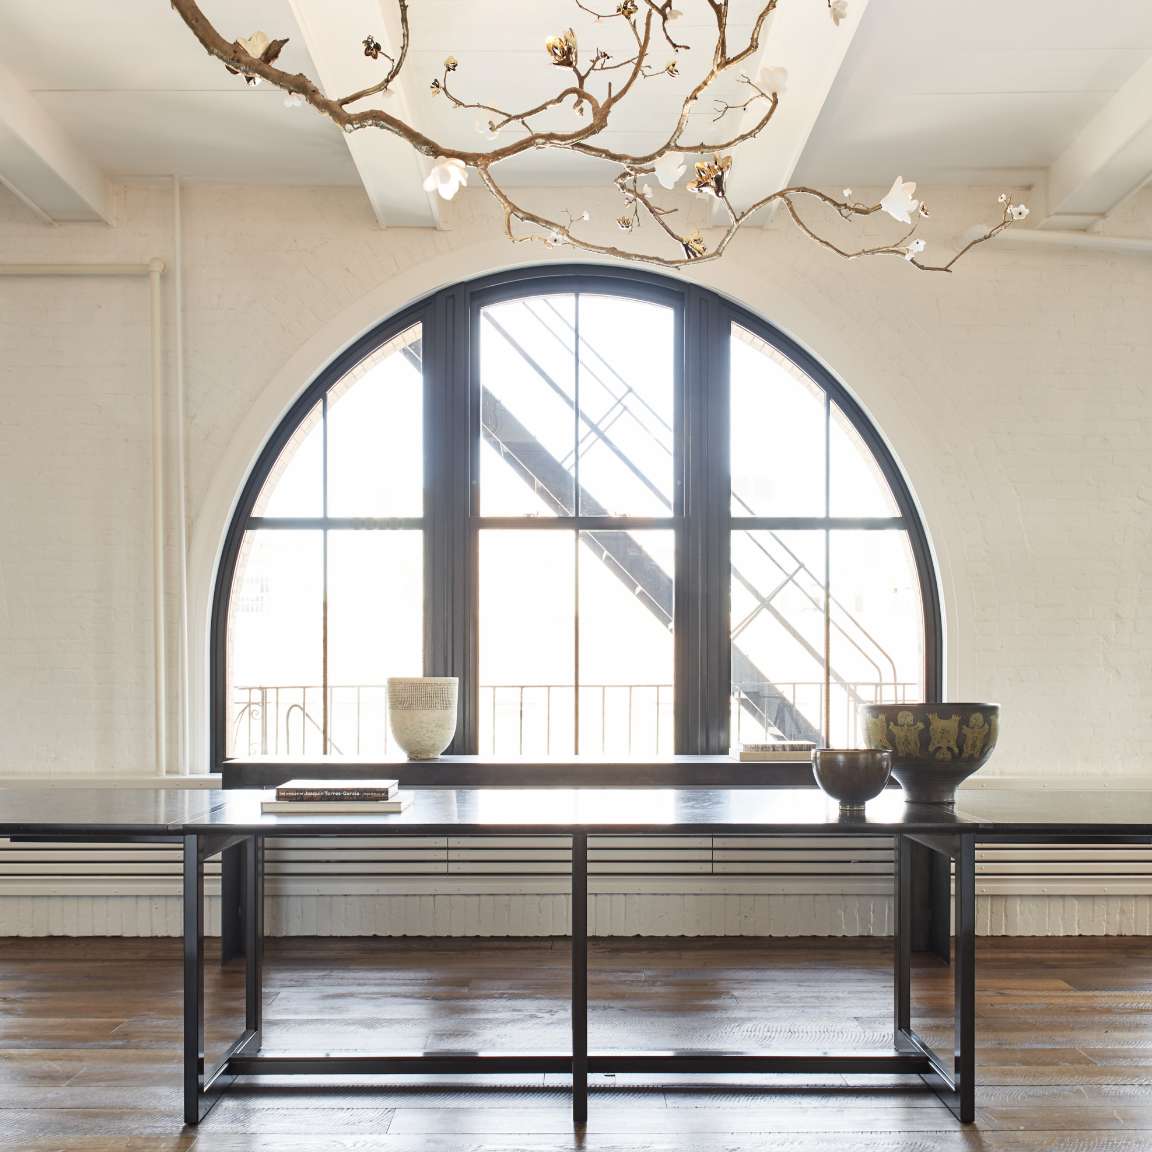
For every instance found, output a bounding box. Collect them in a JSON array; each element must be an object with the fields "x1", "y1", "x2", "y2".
[{"x1": 860, "y1": 703, "x2": 999, "y2": 805}]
